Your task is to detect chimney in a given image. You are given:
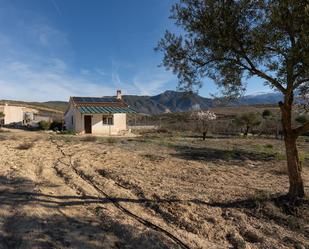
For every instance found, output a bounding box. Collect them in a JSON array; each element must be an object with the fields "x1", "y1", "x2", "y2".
[{"x1": 116, "y1": 90, "x2": 122, "y2": 100}]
